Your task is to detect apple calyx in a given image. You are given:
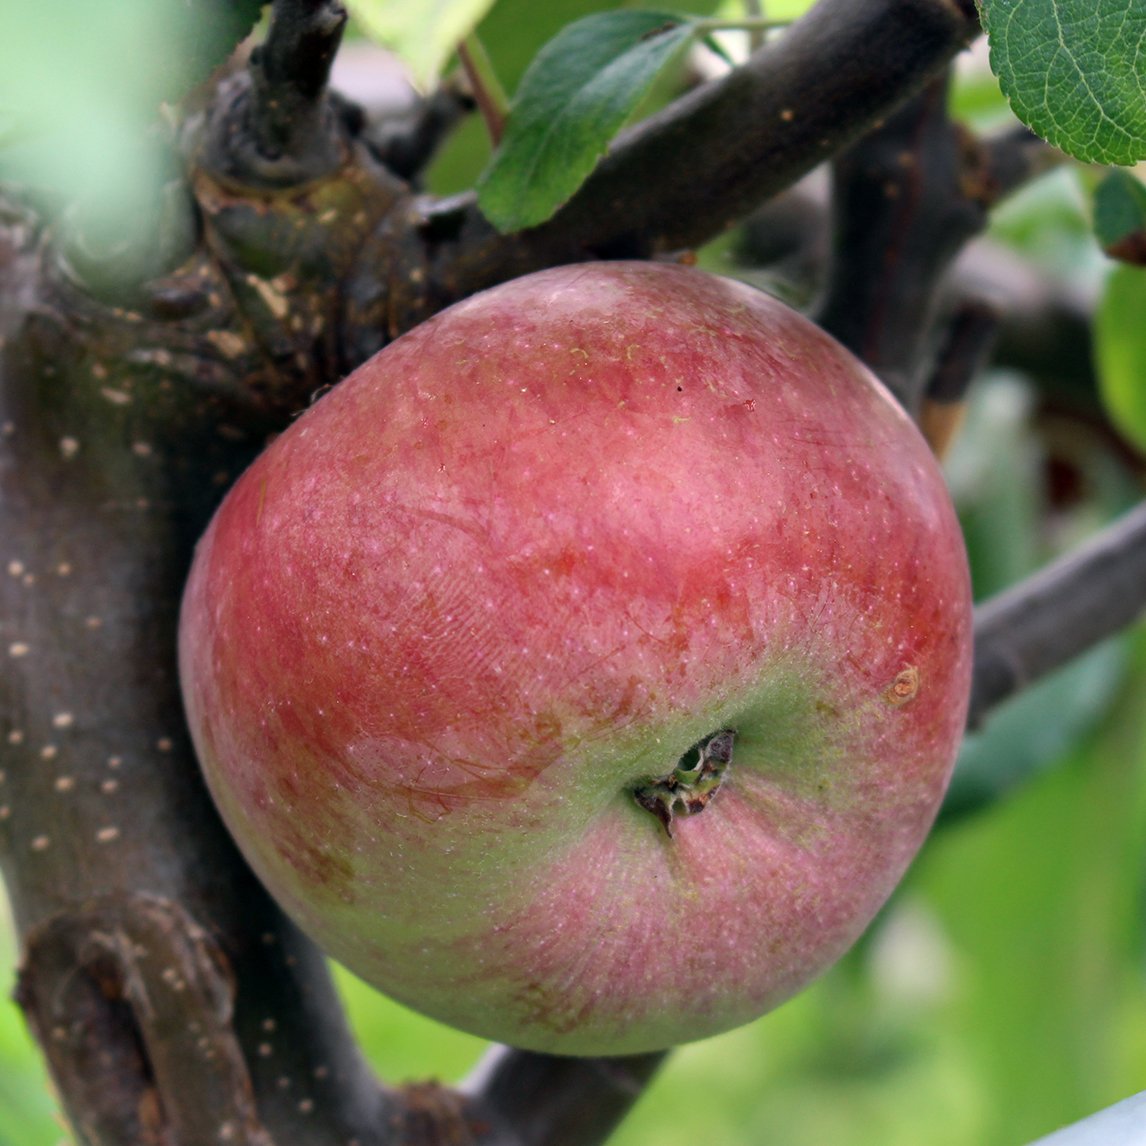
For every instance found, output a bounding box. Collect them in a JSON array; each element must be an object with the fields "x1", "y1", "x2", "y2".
[{"x1": 632, "y1": 728, "x2": 737, "y2": 837}]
